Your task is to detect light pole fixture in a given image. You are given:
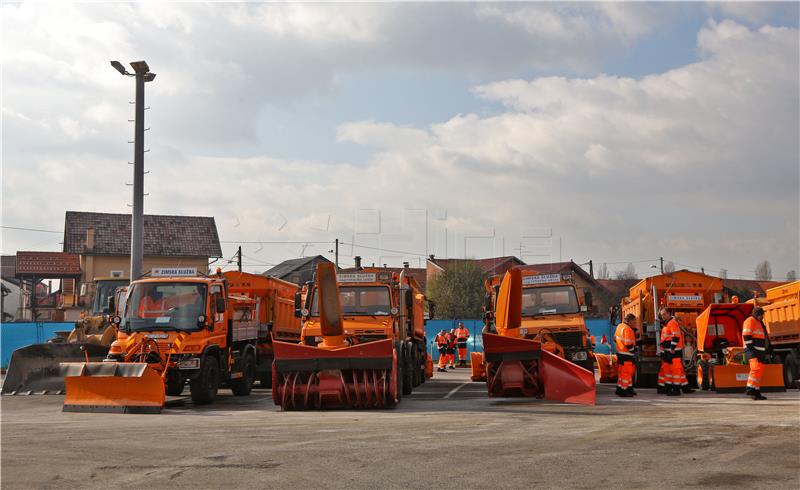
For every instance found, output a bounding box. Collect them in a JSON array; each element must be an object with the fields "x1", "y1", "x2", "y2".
[{"x1": 110, "y1": 60, "x2": 156, "y2": 280}]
